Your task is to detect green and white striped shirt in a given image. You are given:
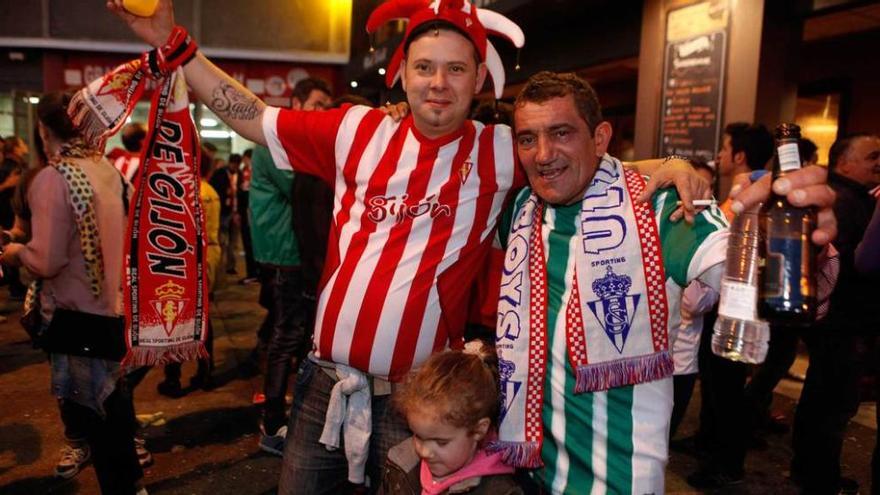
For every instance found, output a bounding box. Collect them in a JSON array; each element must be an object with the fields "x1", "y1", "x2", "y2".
[{"x1": 499, "y1": 185, "x2": 727, "y2": 494}]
